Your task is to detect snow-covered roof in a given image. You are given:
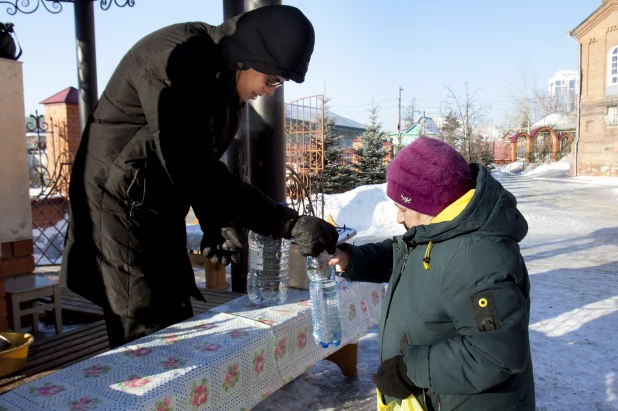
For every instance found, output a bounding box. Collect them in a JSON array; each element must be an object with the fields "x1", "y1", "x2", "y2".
[{"x1": 530, "y1": 112, "x2": 577, "y2": 131}]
